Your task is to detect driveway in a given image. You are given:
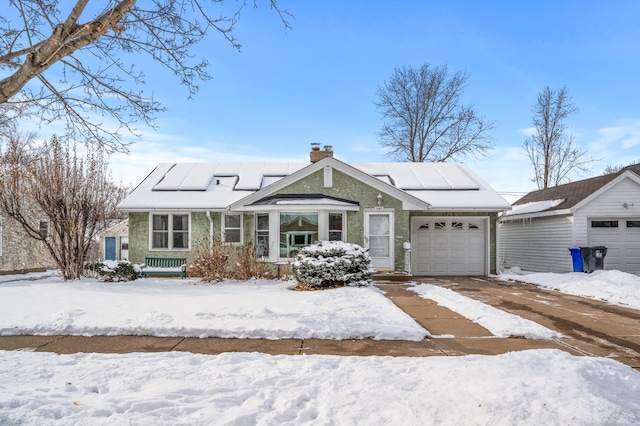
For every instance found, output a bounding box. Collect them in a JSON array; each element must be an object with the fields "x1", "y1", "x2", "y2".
[{"x1": 386, "y1": 276, "x2": 640, "y2": 369}]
